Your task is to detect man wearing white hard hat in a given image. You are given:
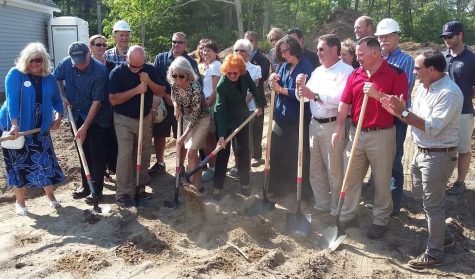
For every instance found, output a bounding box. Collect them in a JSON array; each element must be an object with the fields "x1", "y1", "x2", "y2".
[
  {"x1": 105, "y1": 20, "x2": 131, "y2": 67},
  {"x1": 375, "y1": 18, "x2": 415, "y2": 216}
]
